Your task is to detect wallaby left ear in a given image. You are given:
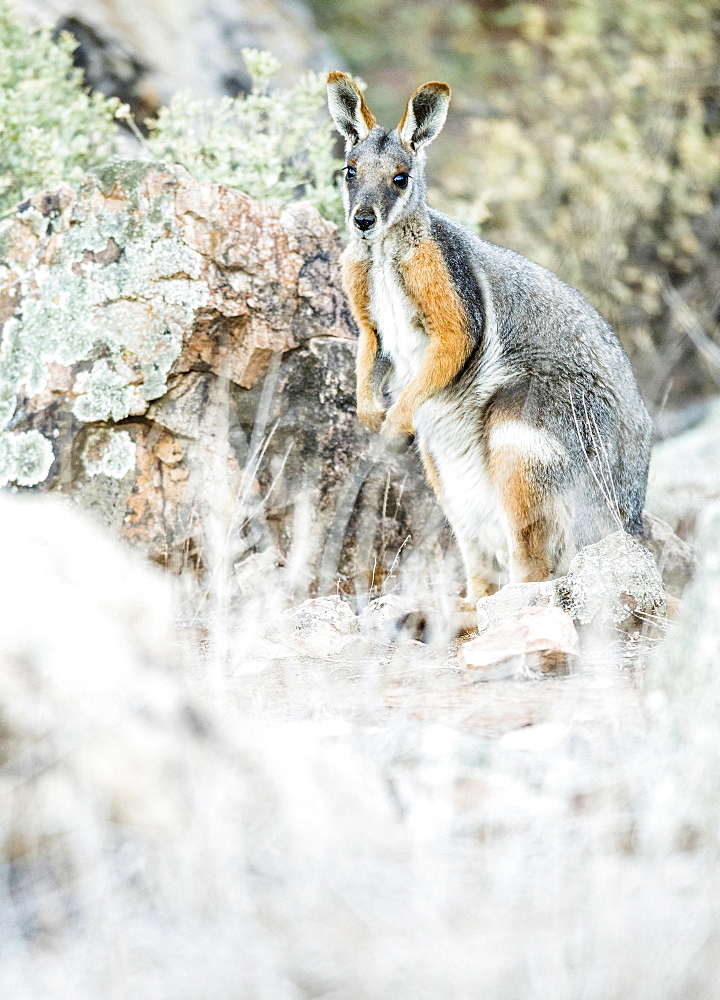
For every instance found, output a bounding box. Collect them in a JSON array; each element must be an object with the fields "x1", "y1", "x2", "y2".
[
  {"x1": 398, "y1": 82, "x2": 451, "y2": 152},
  {"x1": 327, "y1": 71, "x2": 377, "y2": 148}
]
